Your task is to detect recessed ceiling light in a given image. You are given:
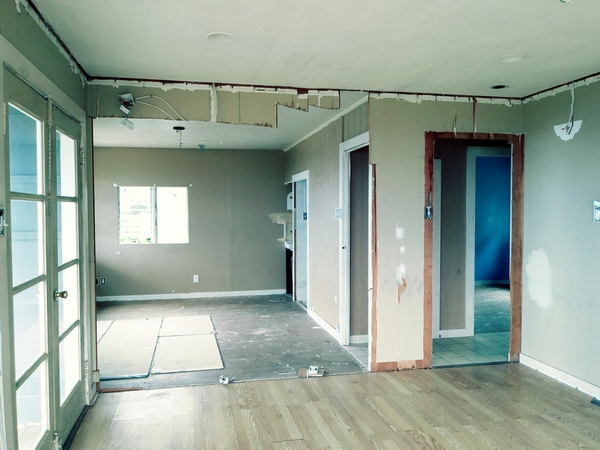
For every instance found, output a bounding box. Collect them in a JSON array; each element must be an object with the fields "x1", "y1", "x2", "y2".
[
  {"x1": 206, "y1": 32, "x2": 236, "y2": 44},
  {"x1": 491, "y1": 85, "x2": 508, "y2": 90},
  {"x1": 497, "y1": 54, "x2": 525, "y2": 63}
]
